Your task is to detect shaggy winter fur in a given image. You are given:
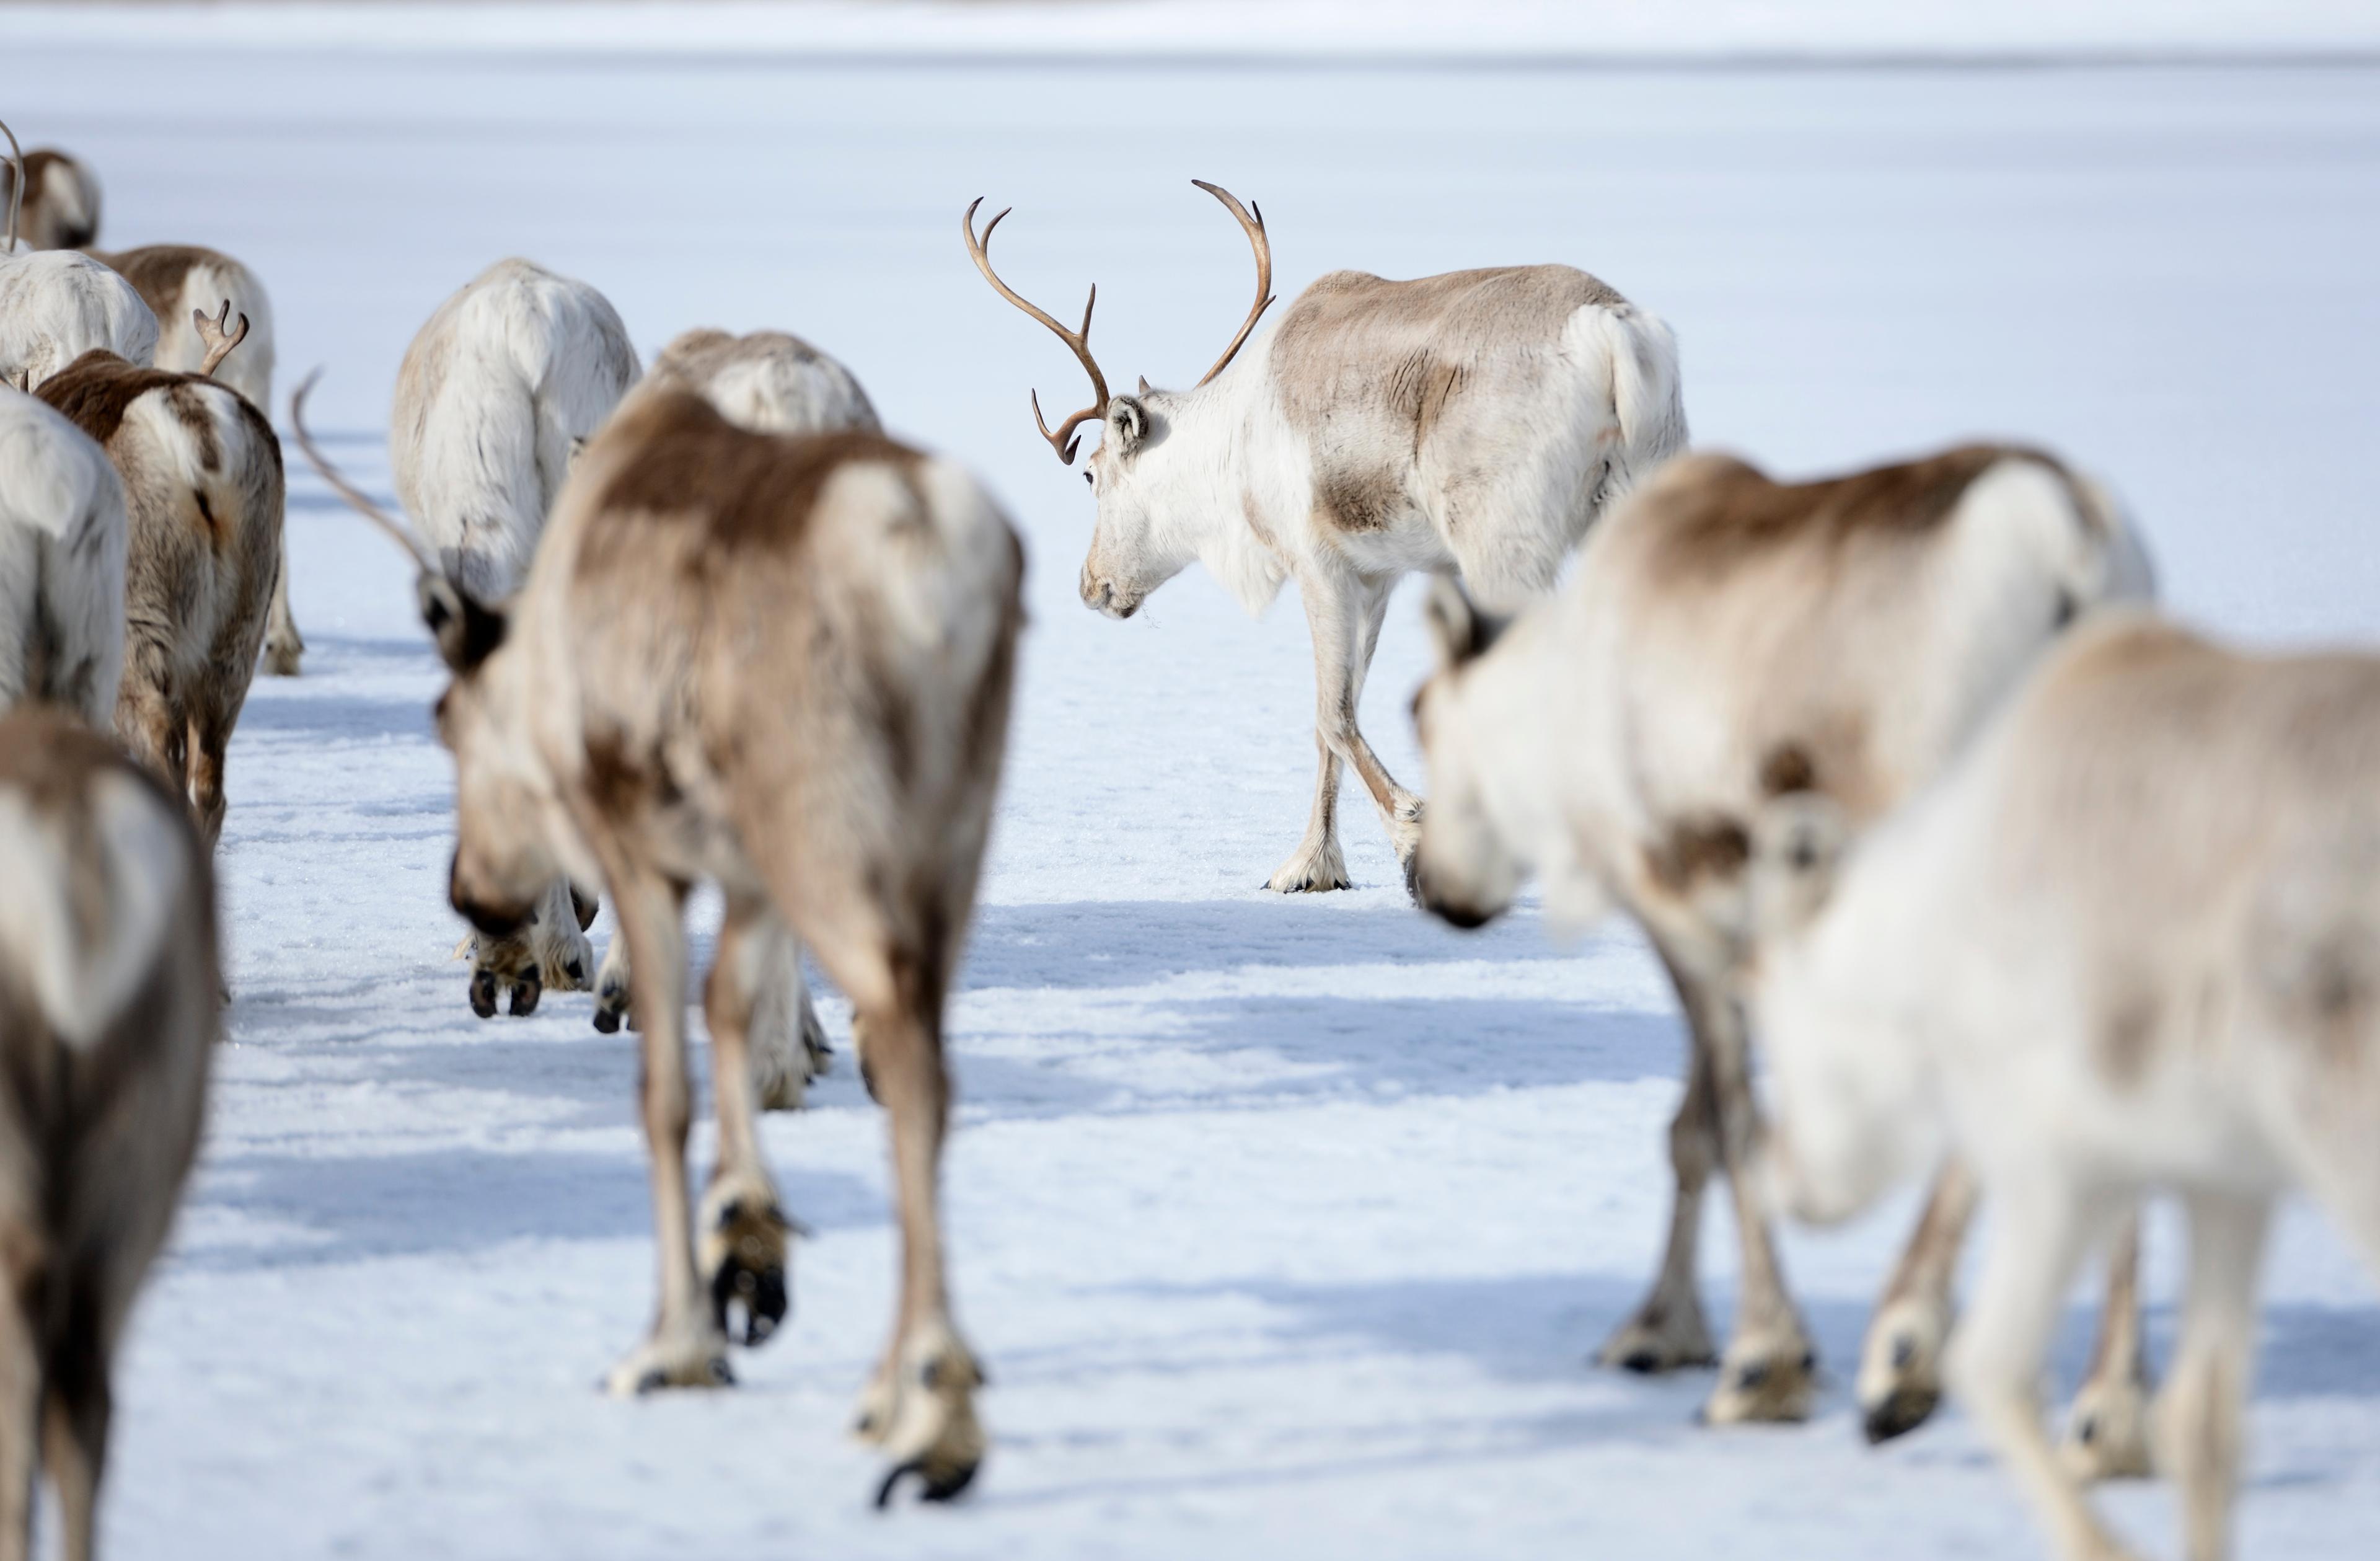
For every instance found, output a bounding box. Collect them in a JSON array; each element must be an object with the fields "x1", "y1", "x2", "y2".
[
  {"x1": 0, "y1": 250, "x2": 156, "y2": 394},
  {"x1": 37, "y1": 351, "x2": 284, "y2": 856},
  {"x1": 1409, "y1": 445, "x2": 2153, "y2": 1428},
  {"x1": 95, "y1": 243, "x2": 301, "y2": 676},
  {"x1": 970, "y1": 189, "x2": 1685, "y2": 890},
  {"x1": 305, "y1": 387, "x2": 1022, "y2": 1504},
  {"x1": 590, "y1": 327, "x2": 884, "y2": 1107},
  {"x1": 0, "y1": 709, "x2": 214, "y2": 1561},
  {"x1": 0, "y1": 146, "x2": 102, "y2": 252},
  {"x1": 0, "y1": 388, "x2": 126, "y2": 725},
  {"x1": 1753, "y1": 614, "x2": 2380, "y2": 1561},
  {"x1": 390, "y1": 257, "x2": 640, "y2": 1015}
]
